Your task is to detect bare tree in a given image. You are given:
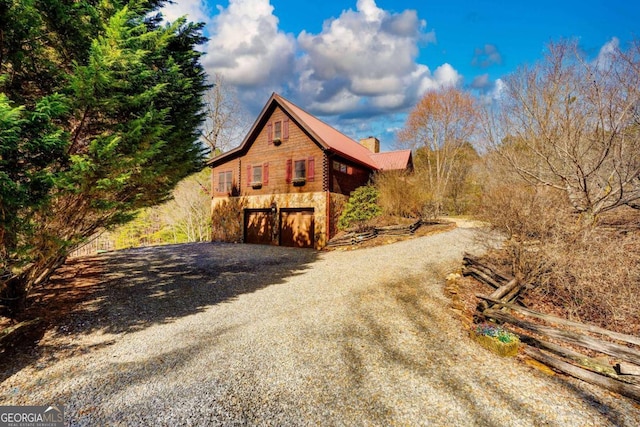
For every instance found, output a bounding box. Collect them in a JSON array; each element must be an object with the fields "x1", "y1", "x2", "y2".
[
  {"x1": 397, "y1": 87, "x2": 480, "y2": 216},
  {"x1": 486, "y1": 39, "x2": 640, "y2": 221},
  {"x1": 160, "y1": 169, "x2": 211, "y2": 242},
  {"x1": 201, "y1": 73, "x2": 251, "y2": 156}
]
